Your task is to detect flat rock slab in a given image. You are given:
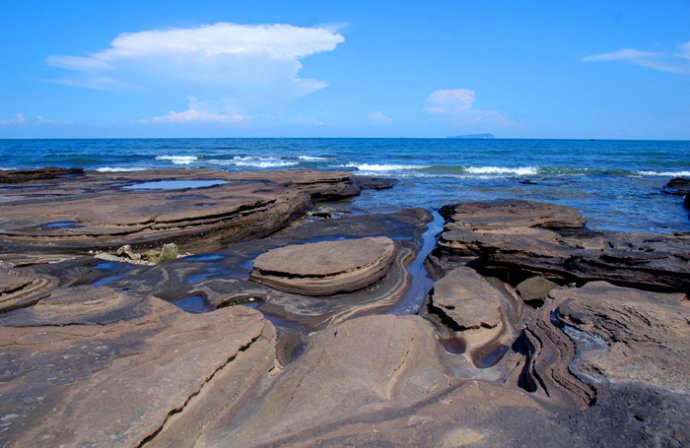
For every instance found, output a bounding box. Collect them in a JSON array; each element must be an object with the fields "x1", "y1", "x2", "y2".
[
  {"x1": 429, "y1": 267, "x2": 503, "y2": 331},
  {"x1": 0, "y1": 286, "x2": 275, "y2": 448},
  {"x1": 0, "y1": 169, "x2": 359, "y2": 254},
  {"x1": 250, "y1": 236, "x2": 396, "y2": 295}
]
